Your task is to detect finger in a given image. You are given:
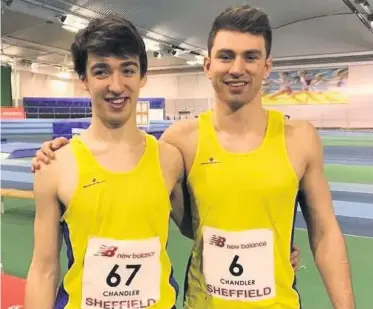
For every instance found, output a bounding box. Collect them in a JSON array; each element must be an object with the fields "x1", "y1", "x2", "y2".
[
  {"x1": 51, "y1": 137, "x2": 68, "y2": 151},
  {"x1": 31, "y1": 157, "x2": 41, "y2": 172},
  {"x1": 41, "y1": 141, "x2": 55, "y2": 159},
  {"x1": 290, "y1": 250, "x2": 298, "y2": 259},
  {"x1": 36, "y1": 149, "x2": 51, "y2": 164}
]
